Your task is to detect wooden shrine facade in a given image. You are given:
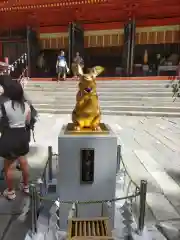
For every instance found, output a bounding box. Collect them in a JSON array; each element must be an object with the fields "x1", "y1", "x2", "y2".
[
  {"x1": 0, "y1": 0, "x2": 180, "y2": 53},
  {"x1": 40, "y1": 25, "x2": 180, "y2": 49}
]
